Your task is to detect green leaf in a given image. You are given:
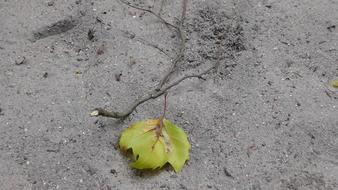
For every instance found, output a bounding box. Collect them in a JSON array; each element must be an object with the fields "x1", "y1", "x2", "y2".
[{"x1": 119, "y1": 119, "x2": 191, "y2": 173}]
